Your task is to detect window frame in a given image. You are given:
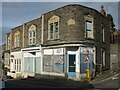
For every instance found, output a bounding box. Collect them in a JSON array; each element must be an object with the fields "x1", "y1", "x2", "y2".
[
  {"x1": 102, "y1": 26, "x2": 105, "y2": 42},
  {"x1": 8, "y1": 39, "x2": 11, "y2": 50},
  {"x1": 101, "y1": 49, "x2": 106, "y2": 66},
  {"x1": 14, "y1": 34, "x2": 20, "y2": 48},
  {"x1": 85, "y1": 15, "x2": 94, "y2": 39},
  {"x1": 48, "y1": 15, "x2": 59, "y2": 40},
  {"x1": 28, "y1": 25, "x2": 36, "y2": 45}
]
